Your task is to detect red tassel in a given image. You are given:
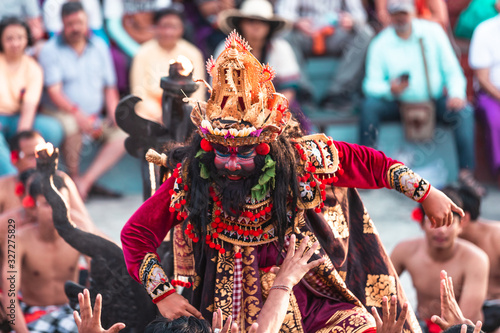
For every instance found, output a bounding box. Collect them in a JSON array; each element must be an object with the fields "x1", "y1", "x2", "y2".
[
  {"x1": 10, "y1": 151, "x2": 19, "y2": 164},
  {"x1": 200, "y1": 138, "x2": 213, "y2": 152},
  {"x1": 22, "y1": 195, "x2": 36, "y2": 208},
  {"x1": 15, "y1": 182, "x2": 25, "y2": 197},
  {"x1": 256, "y1": 142, "x2": 270, "y2": 155}
]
